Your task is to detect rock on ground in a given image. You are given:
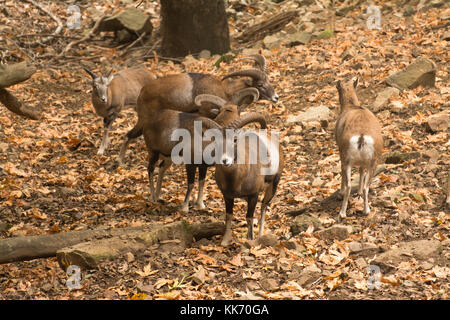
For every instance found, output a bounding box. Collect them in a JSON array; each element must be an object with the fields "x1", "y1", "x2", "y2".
[
  {"x1": 425, "y1": 112, "x2": 449, "y2": 133},
  {"x1": 385, "y1": 57, "x2": 436, "y2": 90},
  {"x1": 287, "y1": 105, "x2": 331, "y2": 123},
  {"x1": 98, "y1": 7, "x2": 153, "y2": 42},
  {"x1": 290, "y1": 214, "x2": 321, "y2": 235},
  {"x1": 263, "y1": 33, "x2": 285, "y2": 50},
  {"x1": 372, "y1": 239, "x2": 446, "y2": 273},
  {"x1": 198, "y1": 50, "x2": 211, "y2": 60},
  {"x1": 288, "y1": 31, "x2": 312, "y2": 45},
  {"x1": 259, "y1": 278, "x2": 279, "y2": 291},
  {"x1": 297, "y1": 264, "x2": 322, "y2": 286},
  {"x1": 257, "y1": 233, "x2": 279, "y2": 247},
  {"x1": 347, "y1": 241, "x2": 378, "y2": 256},
  {"x1": 315, "y1": 225, "x2": 352, "y2": 241},
  {"x1": 373, "y1": 87, "x2": 400, "y2": 112}
]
